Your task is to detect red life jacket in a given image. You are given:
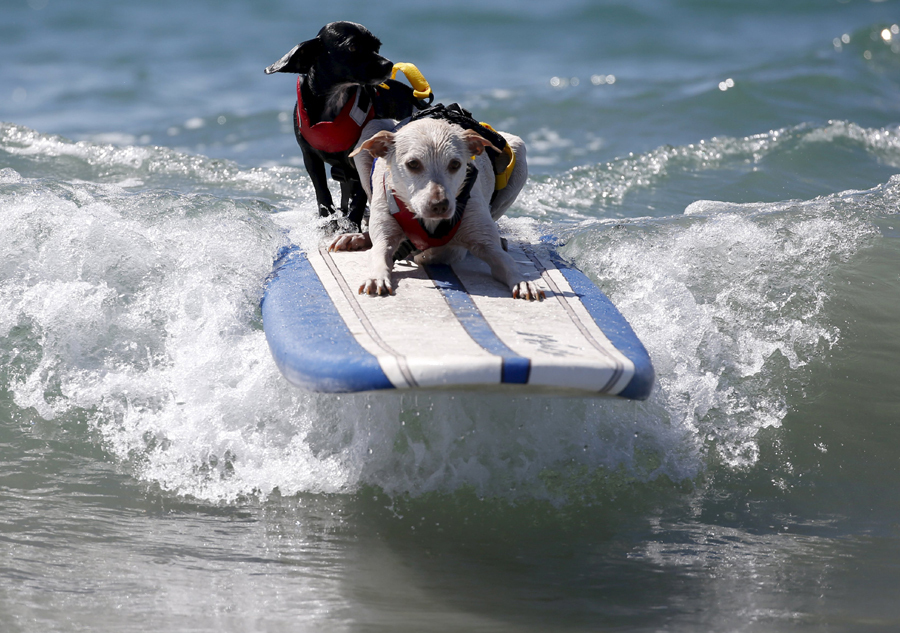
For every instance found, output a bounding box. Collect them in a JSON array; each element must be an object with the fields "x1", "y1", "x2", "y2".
[
  {"x1": 295, "y1": 78, "x2": 375, "y2": 154},
  {"x1": 390, "y1": 195, "x2": 464, "y2": 252}
]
